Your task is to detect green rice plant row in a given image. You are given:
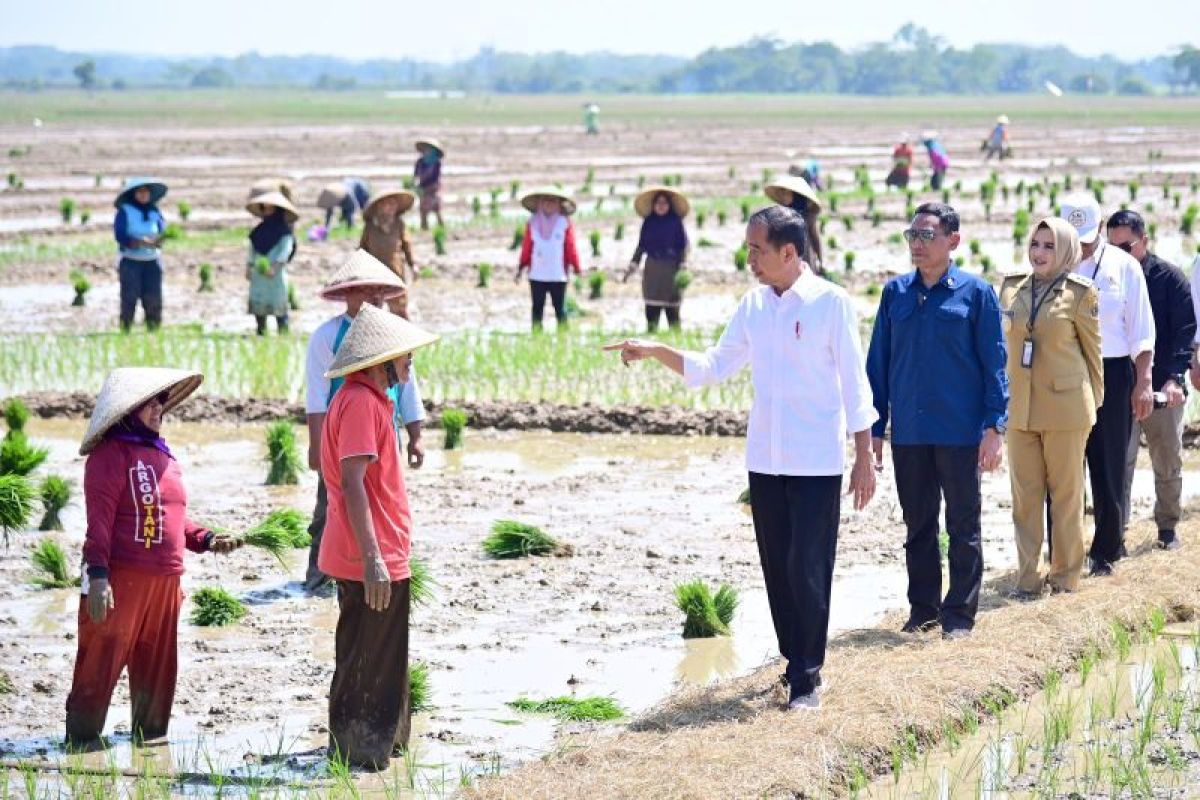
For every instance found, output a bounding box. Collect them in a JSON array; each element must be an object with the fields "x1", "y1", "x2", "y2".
[{"x1": 506, "y1": 695, "x2": 624, "y2": 721}]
